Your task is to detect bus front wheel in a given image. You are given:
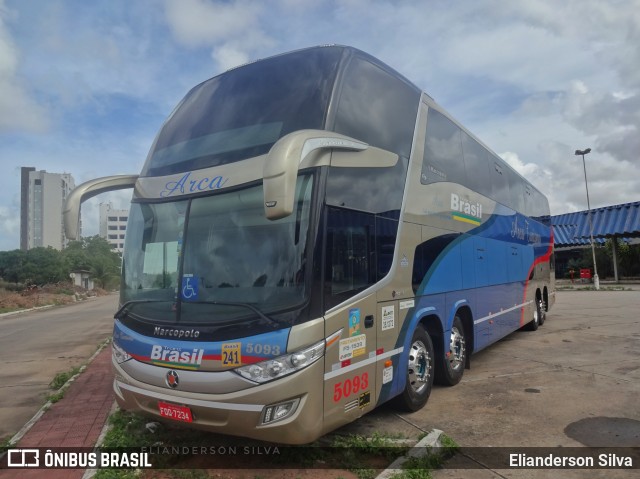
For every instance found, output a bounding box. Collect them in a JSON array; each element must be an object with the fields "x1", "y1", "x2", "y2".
[
  {"x1": 393, "y1": 325, "x2": 434, "y2": 412},
  {"x1": 436, "y1": 315, "x2": 466, "y2": 386}
]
